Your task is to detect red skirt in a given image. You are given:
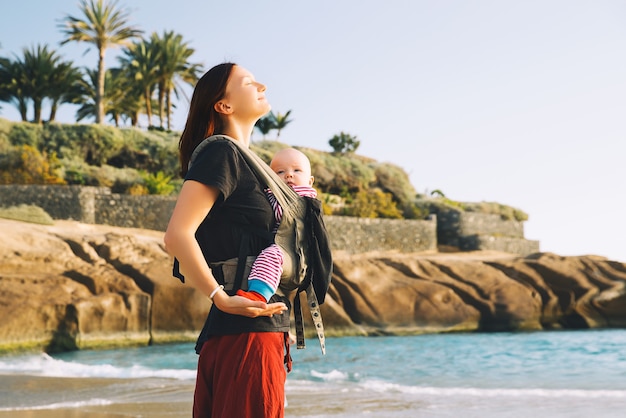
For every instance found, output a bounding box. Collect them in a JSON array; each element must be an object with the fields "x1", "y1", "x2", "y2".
[{"x1": 193, "y1": 332, "x2": 289, "y2": 418}]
